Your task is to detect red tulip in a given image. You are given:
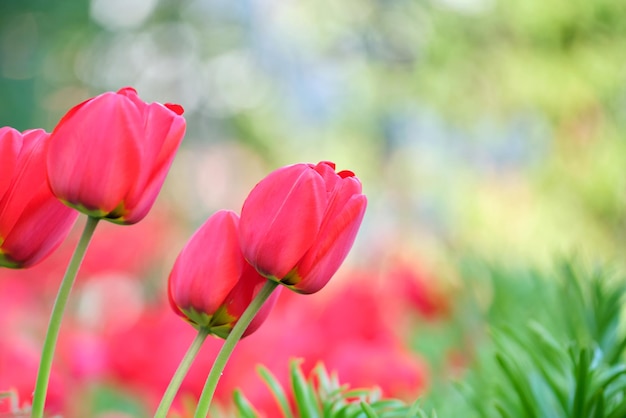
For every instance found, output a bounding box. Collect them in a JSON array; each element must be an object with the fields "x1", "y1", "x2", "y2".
[
  {"x1": 47, "y1": 87, "x2": 186, "y2": 225},
  {"x1": 0, "y1": 127, "x2": 78, "y2": 268},
  {"x1": 168, "y1": 210, "x2": 280, "y2": 338},
  {"x1": 238, "y1": 161, "x2": 367, "y2": 294}
]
